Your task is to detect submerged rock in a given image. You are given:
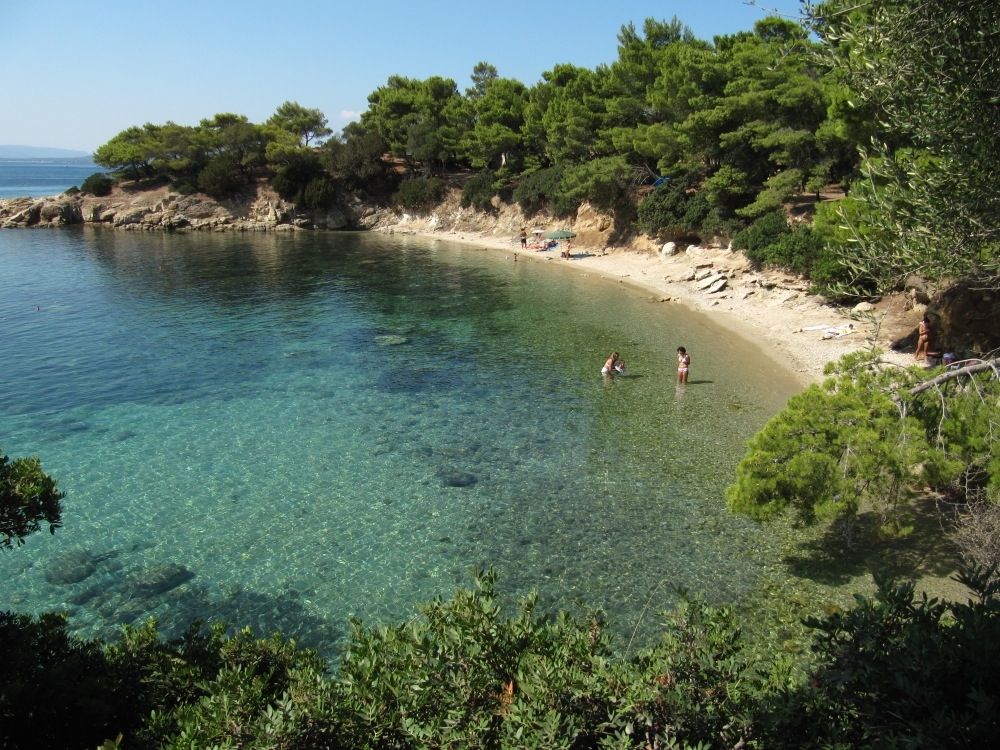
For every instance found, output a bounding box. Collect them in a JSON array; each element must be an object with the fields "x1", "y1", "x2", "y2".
[
  {"x1": 440, "y1": 471, "x2": 477, "y2": 488},
  {"x1": 124, "y1": 563, "x2": 195, "y2": 598},
  {"x1": 44, "y1": 549, "x2": 99, "y2": 585}
]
